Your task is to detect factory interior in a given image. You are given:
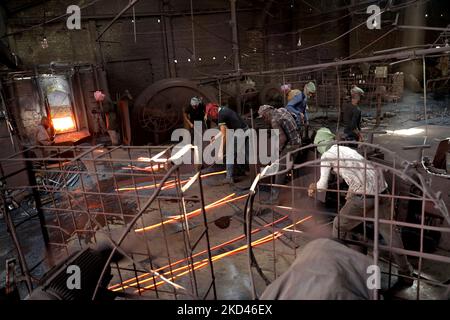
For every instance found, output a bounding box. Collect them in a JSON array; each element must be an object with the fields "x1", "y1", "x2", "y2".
[{"x1": 0, "y1": 0, "x2": 450, "y2": 302}]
